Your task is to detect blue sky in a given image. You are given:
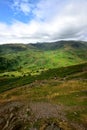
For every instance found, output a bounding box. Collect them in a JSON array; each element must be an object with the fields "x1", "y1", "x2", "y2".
[
  {"x1": 0, "y1": 0, "x2": 35, "y2": 24},
  {"x1": 0, "y1": 0, "x2": 87, "y2": 44}
]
